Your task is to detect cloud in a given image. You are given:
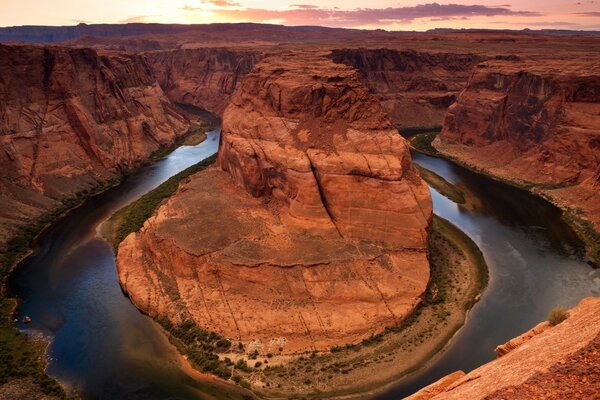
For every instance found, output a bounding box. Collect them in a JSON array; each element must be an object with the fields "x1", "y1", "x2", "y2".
[
  {"x1": 202, "y1": 0, "x2": 241, "y2": 7},
  {"x1": 182, "y1": 0, "x2": 240, "y2": 10},
  {"x1": 574, "y1": 11, "x2": 600, "y2": 16},
  {"x1": 182, "y1": 3, "x2": 542, "y2": 27},
  {"x1": 119, "y1": 15, "x2": 155, "y2": 23},
  {"x1": 289, "y1": 4, "x2": 321, "y2": 10}
]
